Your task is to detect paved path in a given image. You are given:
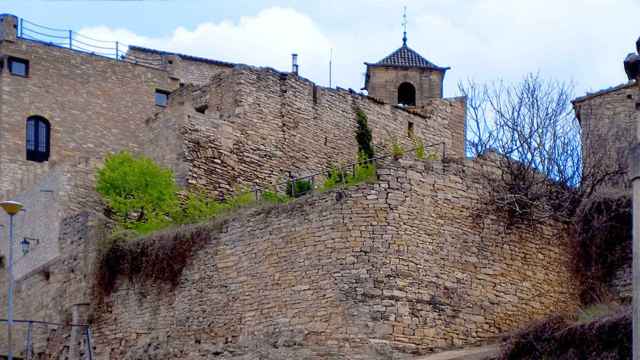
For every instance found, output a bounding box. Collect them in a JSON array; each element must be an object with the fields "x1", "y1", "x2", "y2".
[{"x1": 414, "y1": 344, "x2": 500, "y2": 360}]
